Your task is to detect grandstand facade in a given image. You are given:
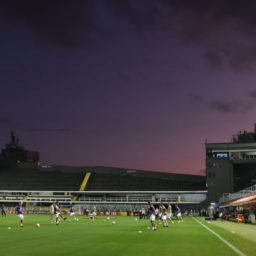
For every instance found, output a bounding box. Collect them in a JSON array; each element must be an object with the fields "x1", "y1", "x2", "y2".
[{"x1": 206, "y1": 124, "x2": 256, "y2": 203}]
